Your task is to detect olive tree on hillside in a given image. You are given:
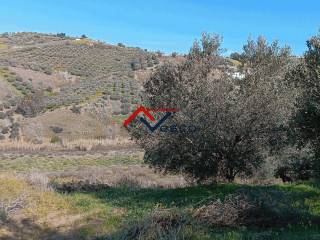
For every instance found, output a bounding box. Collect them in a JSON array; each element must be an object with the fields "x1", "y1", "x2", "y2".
[
  {"x1": 15, "y1": 91, "x2": 45, "y2": 118},
  {"x1": 129, "y1": 33, "x2": 296, "y2": 182}
]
